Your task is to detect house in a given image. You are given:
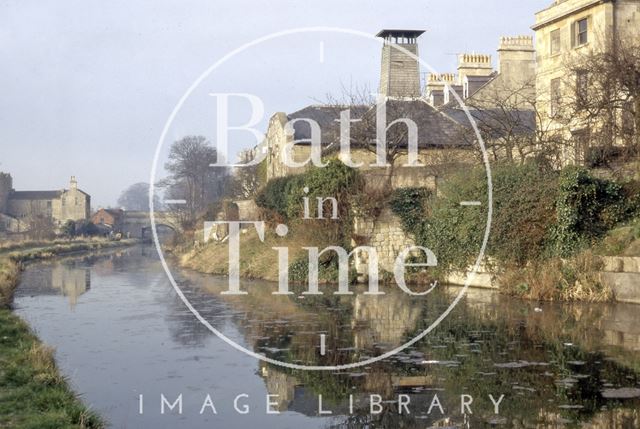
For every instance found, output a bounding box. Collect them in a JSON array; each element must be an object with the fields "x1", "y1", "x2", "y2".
[
  {"x1": 533, "y1": 0, "x2": 640, "y2": 164},
  {"x1": 259, "y1": 29, "x2": 477, "y2": 191},
  {"x1": 0, "y1": 174, "x2": 91, "y2": 234},
  {"x1": 90, "y1": 208, "x2": 124, "y2": 231}
]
